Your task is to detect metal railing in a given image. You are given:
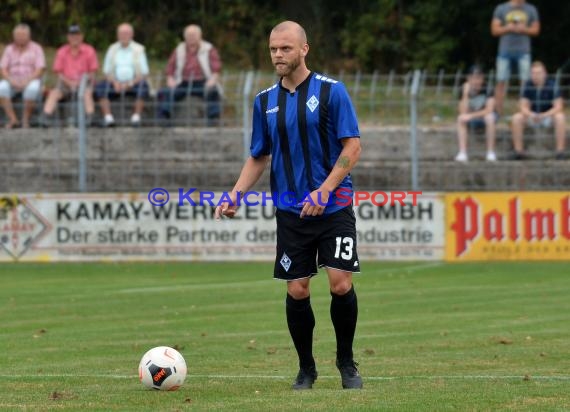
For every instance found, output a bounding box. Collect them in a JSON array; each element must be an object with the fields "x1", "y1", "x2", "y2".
[{"x1": 1, "y1": 69, "x2": 569, "y2": 193}]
